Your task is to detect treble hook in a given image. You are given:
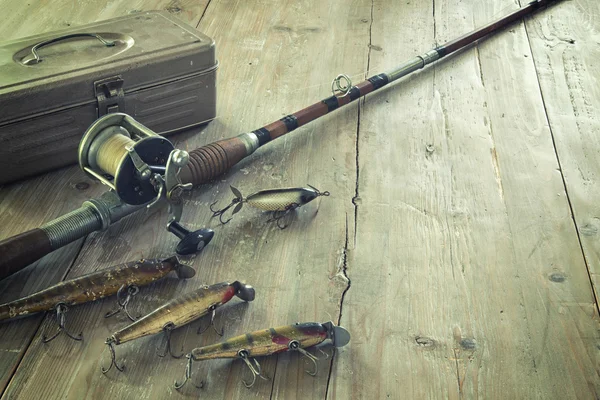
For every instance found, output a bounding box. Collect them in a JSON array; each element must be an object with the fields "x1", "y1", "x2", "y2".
[
  {"x1": 238, "y1": 350, "x2": 270, "y2": 388},
  {"x1": 41, "y1": 303, "x2": 83, "y2": 343},
  {"x1": 288, "y1": 340, "x2": 324, "y2": 376},
  {"x1": 104, "y1": 284, "x2": 140, "y2": 321},
  {"x1": 157, "y1": 322, "x2": 184, "y2": 358},
  {"x1": 101, "y1": 339, "x2": 125, "y2": 374},
  {"x1": 209, "y1": 198, "x2": 243, "y2": 224},
  {"x1": 267, "y1": 203, "x2": 300, "y2": 230},
  {"x1": 197, "y1": 305, "x2": 224, "y2": 336},
  {"x1": 174, "y1": 354, "x2": 204, "y2": 390}
]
